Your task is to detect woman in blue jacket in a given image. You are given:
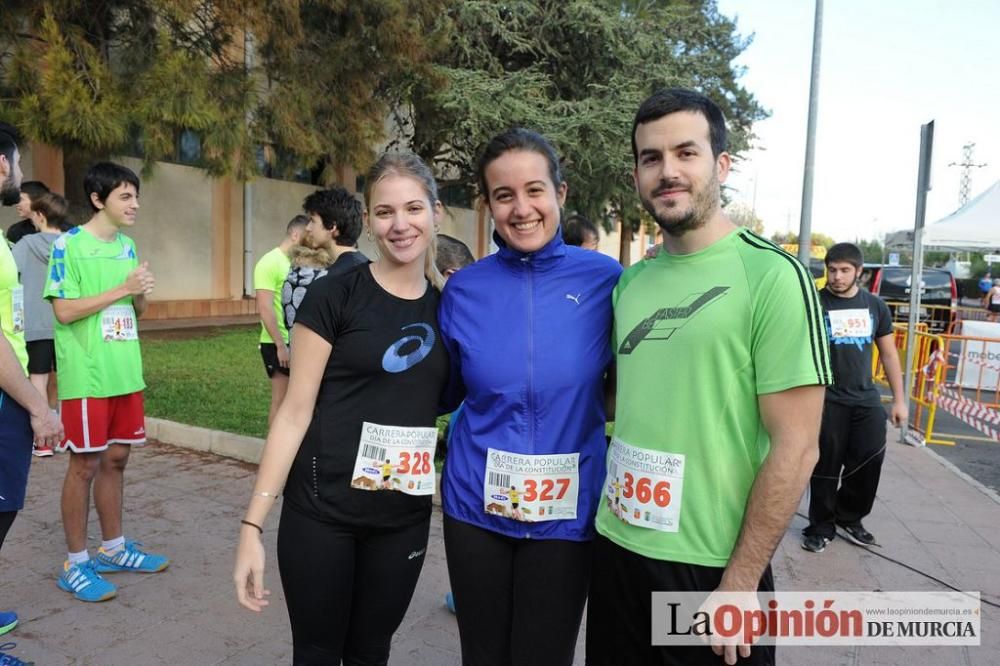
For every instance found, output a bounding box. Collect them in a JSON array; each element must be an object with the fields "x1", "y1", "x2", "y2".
[{"x1": 439, "y1": 128, "x2": 622, "y2": 665}]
